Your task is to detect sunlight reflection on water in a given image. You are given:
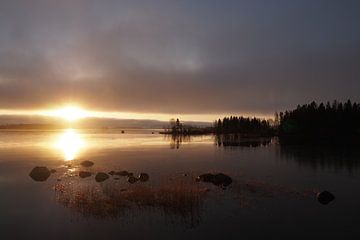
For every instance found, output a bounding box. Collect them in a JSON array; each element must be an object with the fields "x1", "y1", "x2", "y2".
[{"x1": 55, "y1": 129, "x2": 85, "y2": 161}]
